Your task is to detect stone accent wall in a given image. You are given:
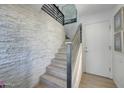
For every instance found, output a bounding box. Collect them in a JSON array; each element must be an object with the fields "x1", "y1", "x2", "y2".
[{"x1": 0, "y1": 5, "x2": 65, "y2": 88}]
